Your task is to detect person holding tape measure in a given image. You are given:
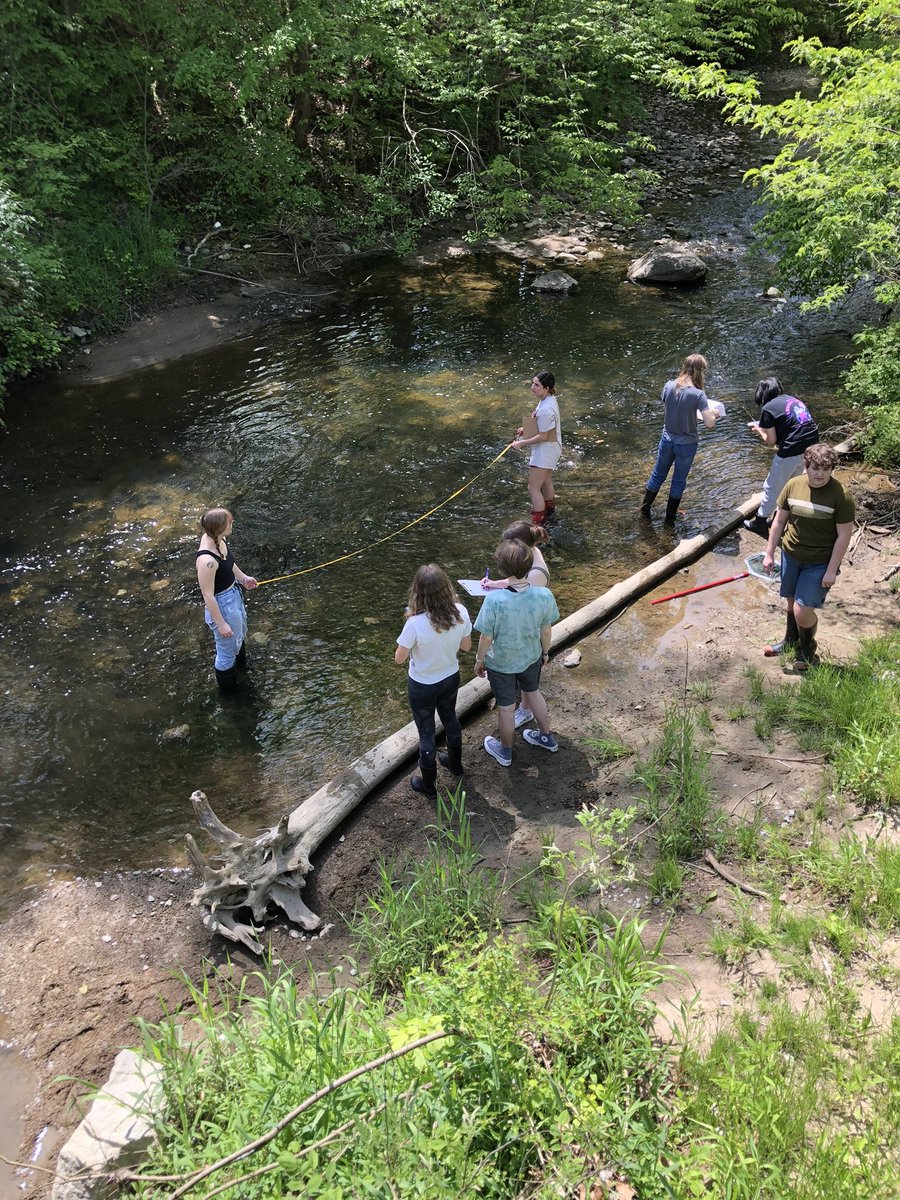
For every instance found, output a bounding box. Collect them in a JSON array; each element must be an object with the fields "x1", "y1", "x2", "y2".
[
  {"x1": 196, "y1": 507, "x2": 258, "y2": 691},
  {"x1": 511, "y1": 370, "x2": 561, "y2": 526}
]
